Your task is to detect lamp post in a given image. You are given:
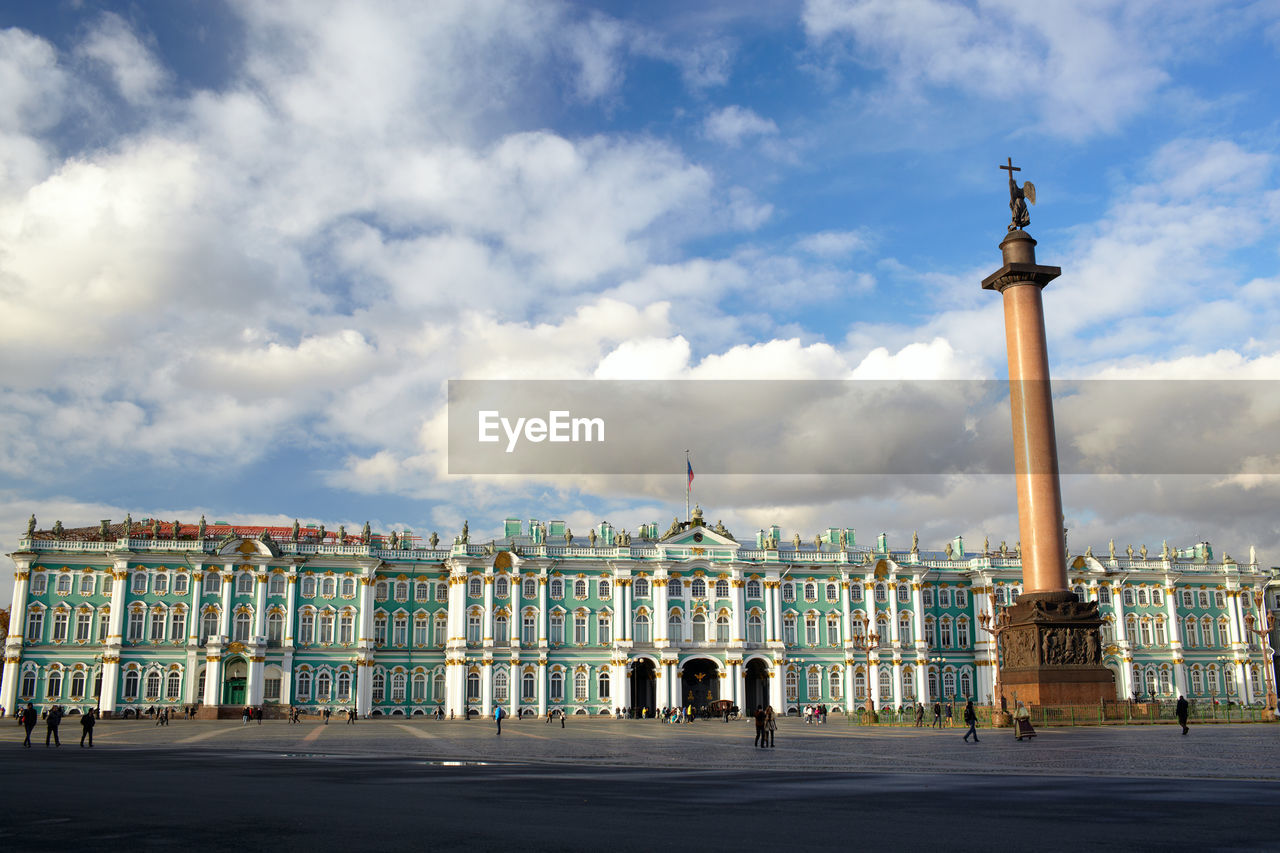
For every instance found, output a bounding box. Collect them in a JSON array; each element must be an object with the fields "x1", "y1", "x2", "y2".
[
  {"x1": 1243, "y1": 592, "x2": 1277, "y2": 713},
  {"x1": 978, "y1": 599, "x2": 1011, "y2": 711}
]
